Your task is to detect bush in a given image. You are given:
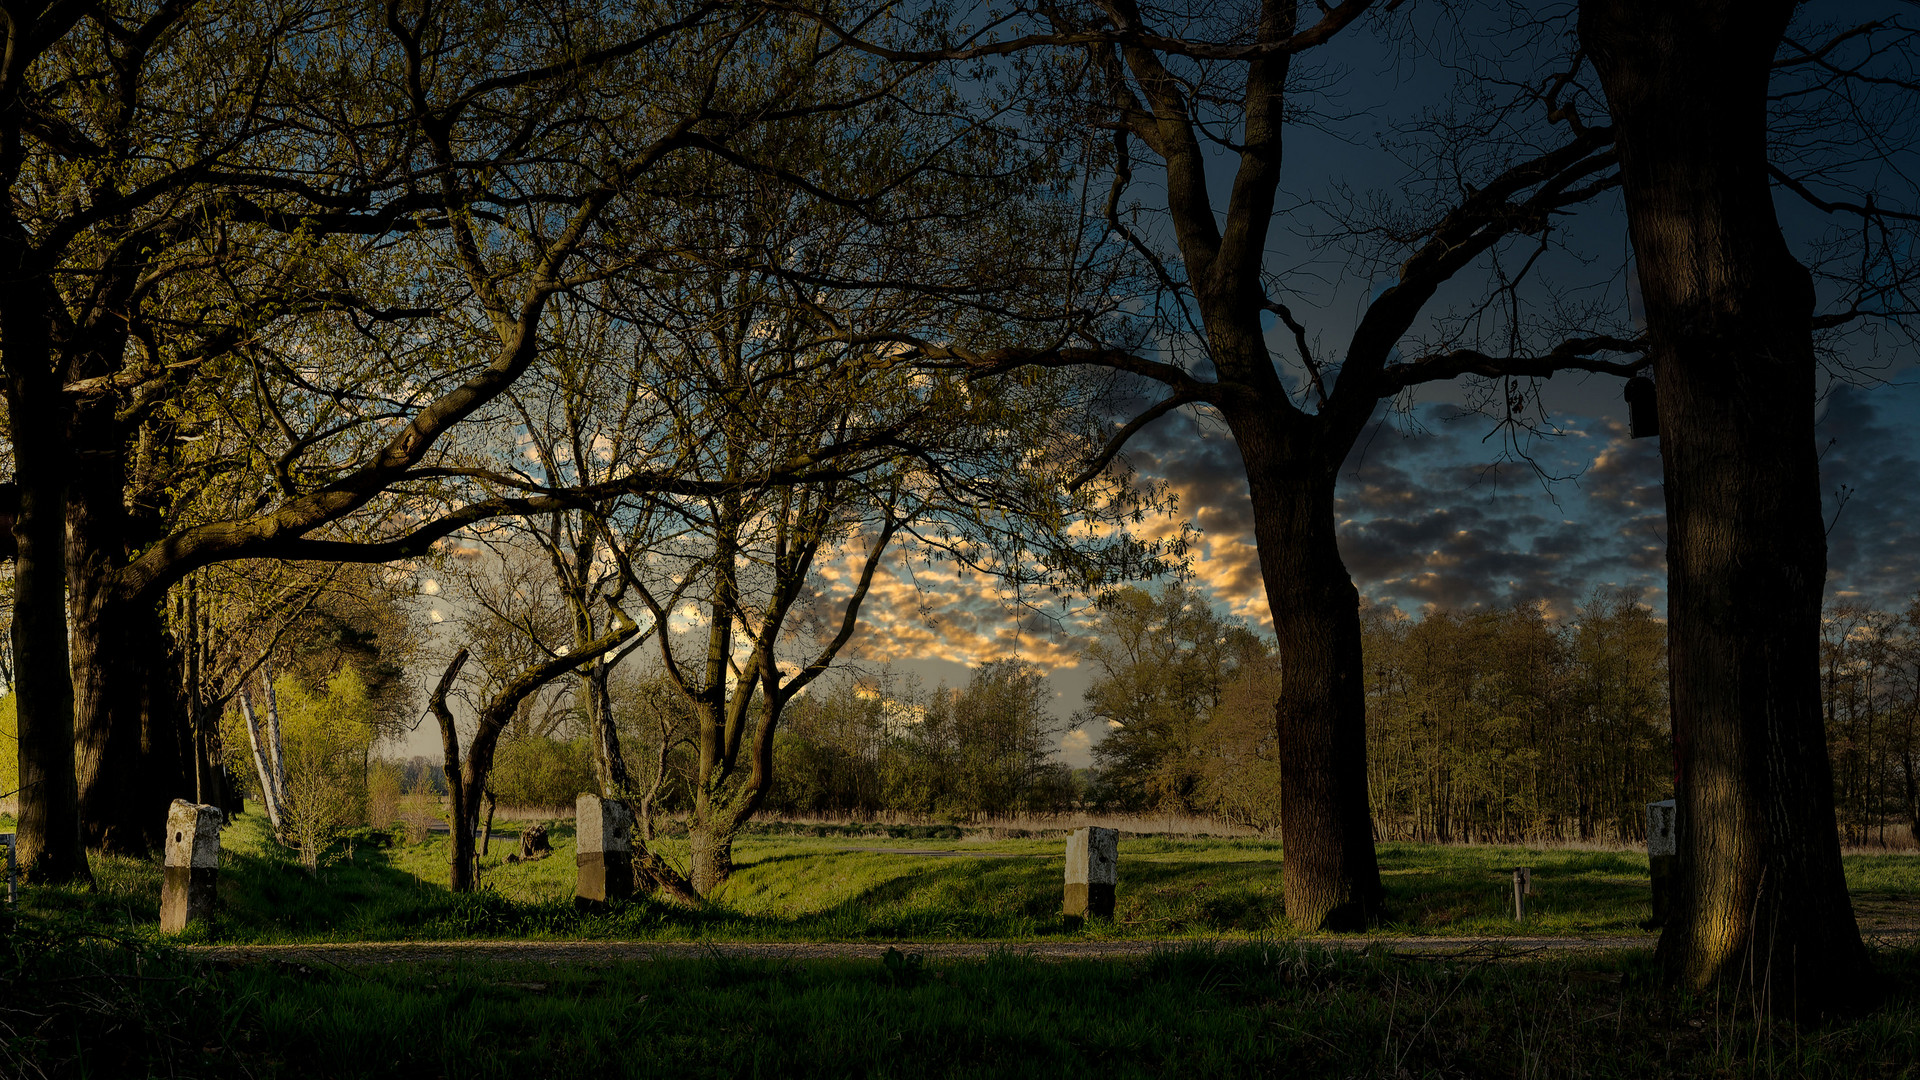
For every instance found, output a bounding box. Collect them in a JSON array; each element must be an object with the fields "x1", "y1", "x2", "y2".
[
  {"x1": 490, "y1": 736, "x2": 596, "y2": 809},
  {"x1": 367, "y1": 758, "x2": 404, "y2": 828}
]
